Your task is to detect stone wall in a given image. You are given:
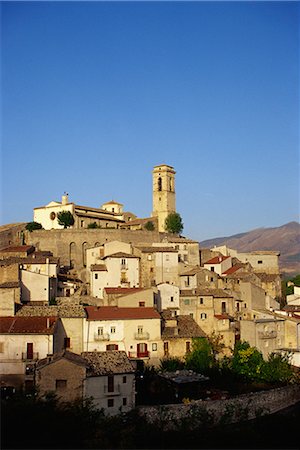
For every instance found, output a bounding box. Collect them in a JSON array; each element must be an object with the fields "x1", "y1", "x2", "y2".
[
  {"x1": 26, "y1": 229, "x2": 166, "y2": 270},
  {"x1": 0, "y1": 224, "x2": 26, "y2": 250},
  {"x1": 138, "y1": 384, "x2": 300, "y2": 430}
]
